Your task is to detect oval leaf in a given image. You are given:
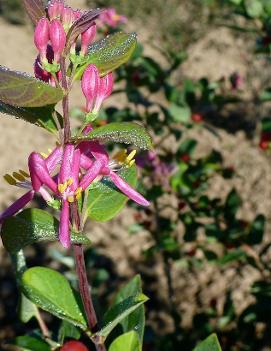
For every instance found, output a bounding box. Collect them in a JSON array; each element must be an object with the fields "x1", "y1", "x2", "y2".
[
  {"x1": 193, "y1": 334, "x2": 222, "y2": 351},
  {"x1": 109, "y1": 331, "x2": 140, "y2": 351},
  {"x1": 83, "y1": 165, "x2": 137, "y2": 222},
  {"x1": 0, "y1": 101, "x2": 60, "y2": 134},
  {"x1": 9, "y1": 336, "x2": 50, "y2": 351},
  {"x1": 97, "y1": 293, "x2": 148, "y2": 340},
  {"x1": 21, "y1": 267, "x2": 88, "y2": 329},
  {"x1": 73, "y1": 122, "x2": 152, "y2": 150},
  {"x1": 1, "y1": 208, "x2": 90, "y2": 254},
  {"x1": 75, "y1": 32, "x2": 137, "y2": 79},
  {"x1": 0, "y1": 66, "x2": 64, "y2": 107},
  {"x1": 114, "y1": 275, "x2": 145, "y2": 343}
]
